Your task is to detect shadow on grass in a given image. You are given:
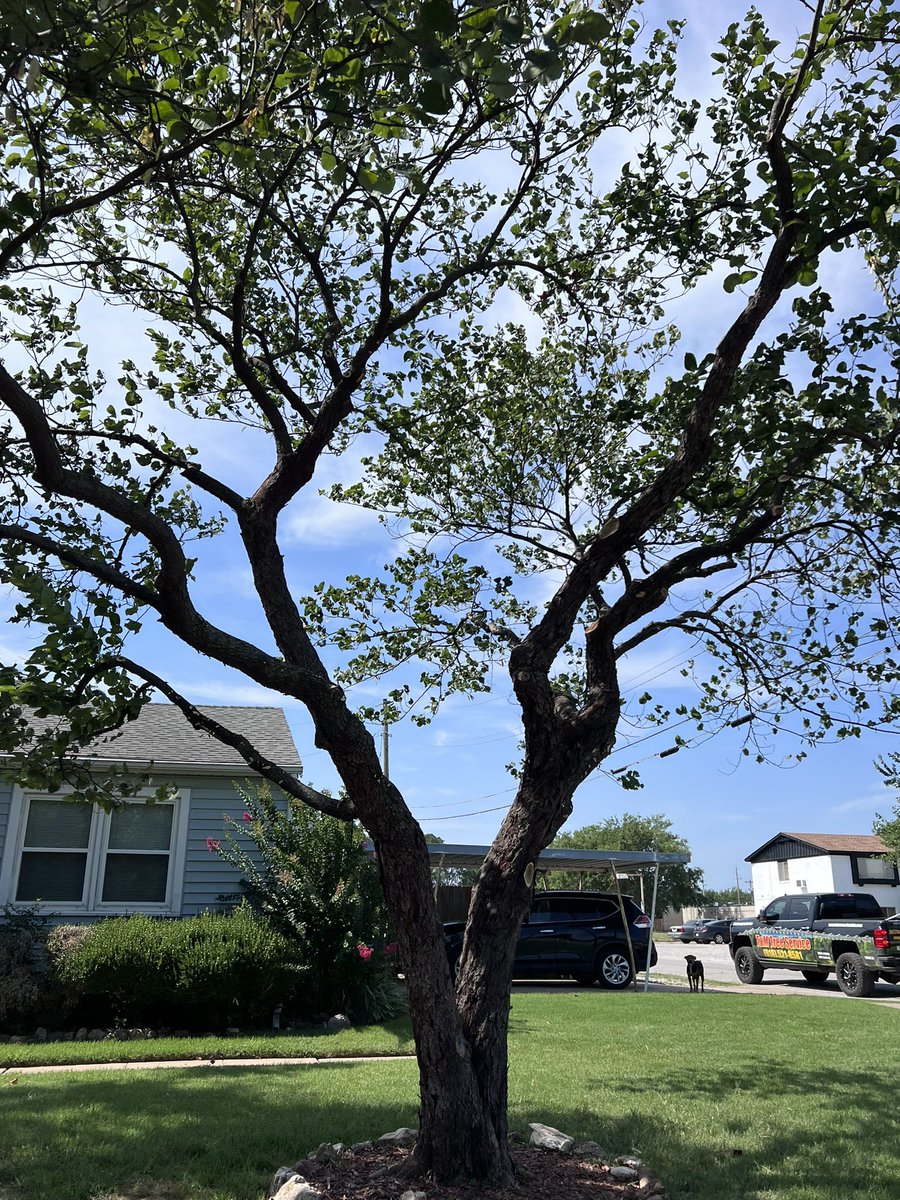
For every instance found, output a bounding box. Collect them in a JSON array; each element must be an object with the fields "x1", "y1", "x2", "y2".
[
  {"x1": 0, "y1": 1060, "x2": 419, "y2": 1200},
  {"x1": 525, "y1": 1061, "x2": 898, "y2": 1200}
]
